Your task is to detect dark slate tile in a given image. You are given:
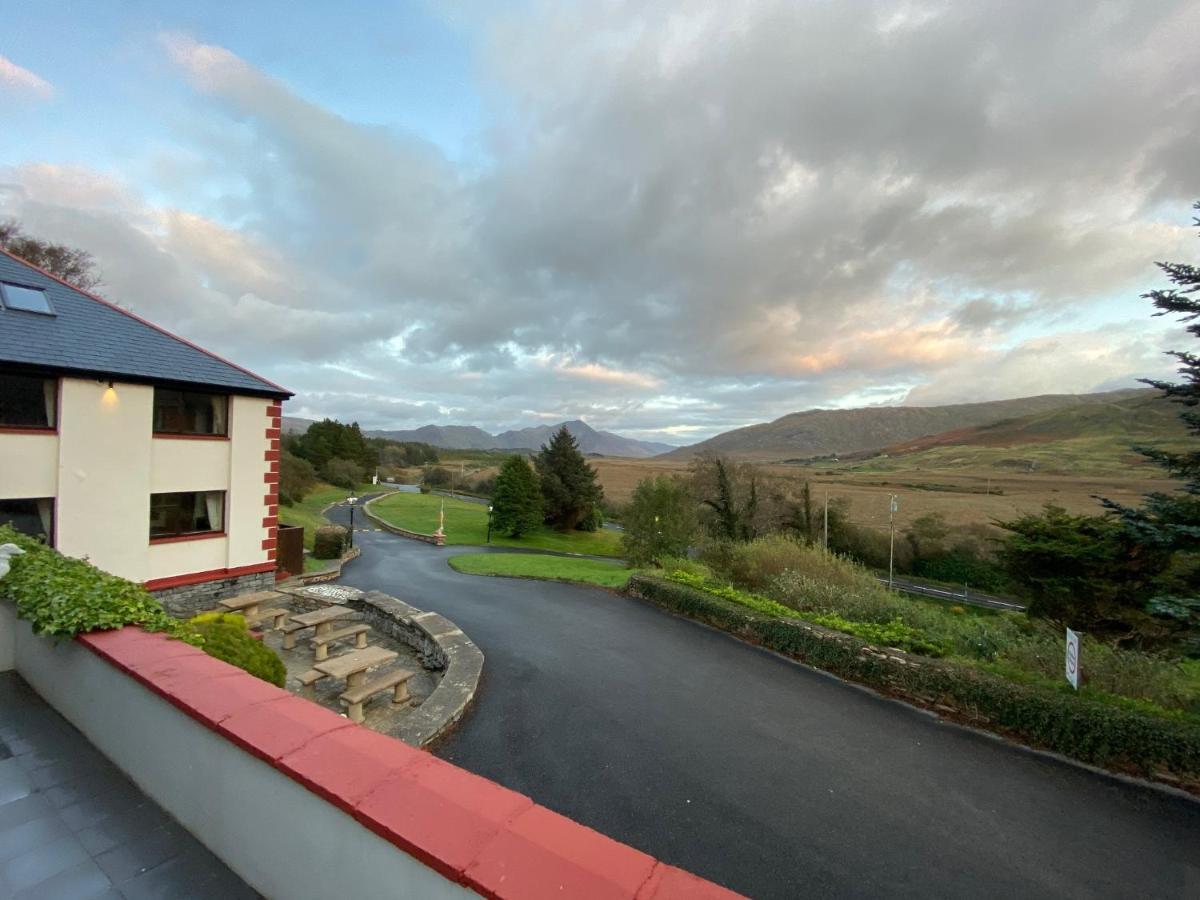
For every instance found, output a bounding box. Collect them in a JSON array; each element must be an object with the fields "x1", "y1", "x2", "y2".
[
  {"x1": 59, "y1": 788, "x2": 143, "y2": 832},
  {"x1": 0, "y1": 832, "x2": 90, "y2": 893},
  {"x1": 94, "y1": 827, "x2": 187, "y2": 883},
  {"x1": 75, "y1": 808, "x2": 170, "y2": 857},
  {"x1": 12, "y1": 858, "x2": 111, "y2": 900},
  {"x1": 116, "y1": 856, "x2": 223, "y2": 900},
  {"x1": 44, "y1": 771, "x2": 137, "y2": 810},
  {"x1": 0, "y1": 812, "x2": 70, "y2": 863},
  {"x1": 0, "y1": 759, "x2": 34, "y2": 805},
  {"x1": 0, "y1": 793, "x2": 52, "y2": 832},
  {"x1": 31, "y1": 760, "x2": 110, "y2": 791}
]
